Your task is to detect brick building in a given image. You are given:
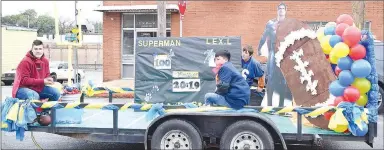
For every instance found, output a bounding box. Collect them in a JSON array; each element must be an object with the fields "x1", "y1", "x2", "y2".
[{"x1": 95, "y1": 1, "x2": 383, "y2": 81}]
